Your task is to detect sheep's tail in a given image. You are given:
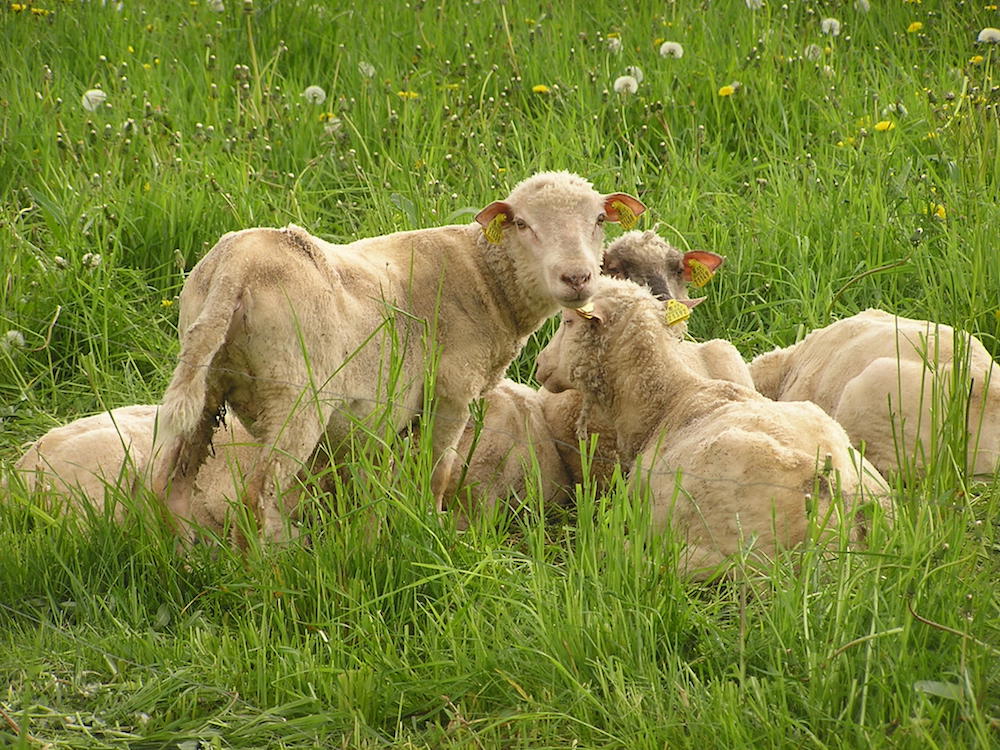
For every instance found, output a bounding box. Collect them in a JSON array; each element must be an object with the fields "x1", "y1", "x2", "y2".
[
  {"x1": 748, "y1": 346, "x2": 791, "y2": 399},
  {"x1": 152, "y1": 277, "x2": 244, "y2": 492}
]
